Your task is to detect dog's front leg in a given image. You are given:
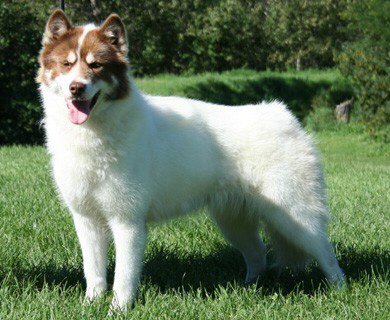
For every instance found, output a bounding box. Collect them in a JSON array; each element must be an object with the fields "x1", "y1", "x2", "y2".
[
  {"x1": 109, "y1": 216, "x2": 147, "y2": 311},
  {"x1": 72, "y1": 212, "x2": 109, "y2": 301}
]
